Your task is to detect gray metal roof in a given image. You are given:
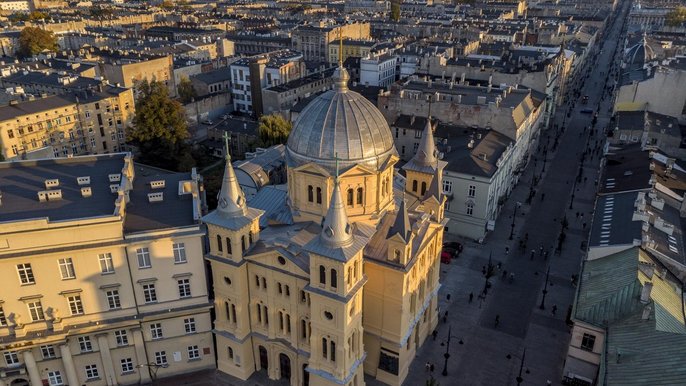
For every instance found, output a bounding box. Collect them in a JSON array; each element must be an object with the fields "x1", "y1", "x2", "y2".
[
  {"x1": 588, "y1": 192, "x2": 643, "y2": 248},
  {"x1": 0, "y1": 154, "x2": 125, "y2": 223},
  {"x1": 286, "y1": 67, "x2": 397, "y2": 174}
]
